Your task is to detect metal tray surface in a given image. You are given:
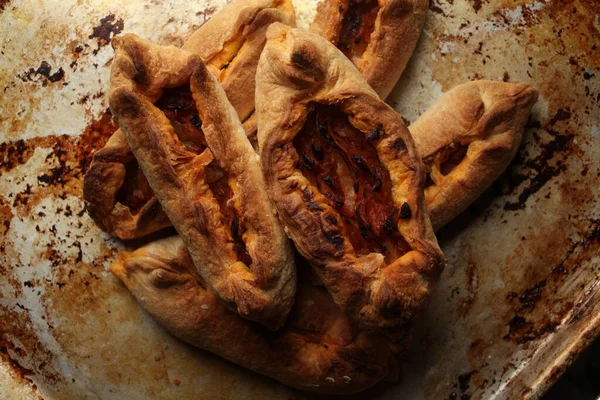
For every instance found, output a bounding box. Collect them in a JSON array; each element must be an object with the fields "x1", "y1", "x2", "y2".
[{"x1": 0, "y1": 0, "x2": 598, "y2": 399}]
